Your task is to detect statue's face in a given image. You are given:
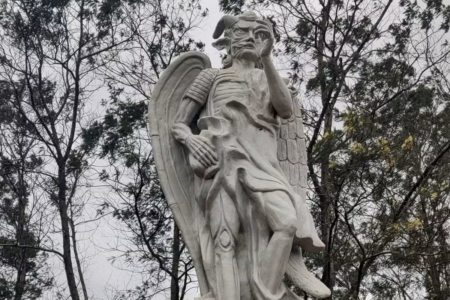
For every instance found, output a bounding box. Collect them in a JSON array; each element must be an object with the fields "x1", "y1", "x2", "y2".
[{"x1": 229, "y1": 19, "x2": 270, "y2": 61}]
